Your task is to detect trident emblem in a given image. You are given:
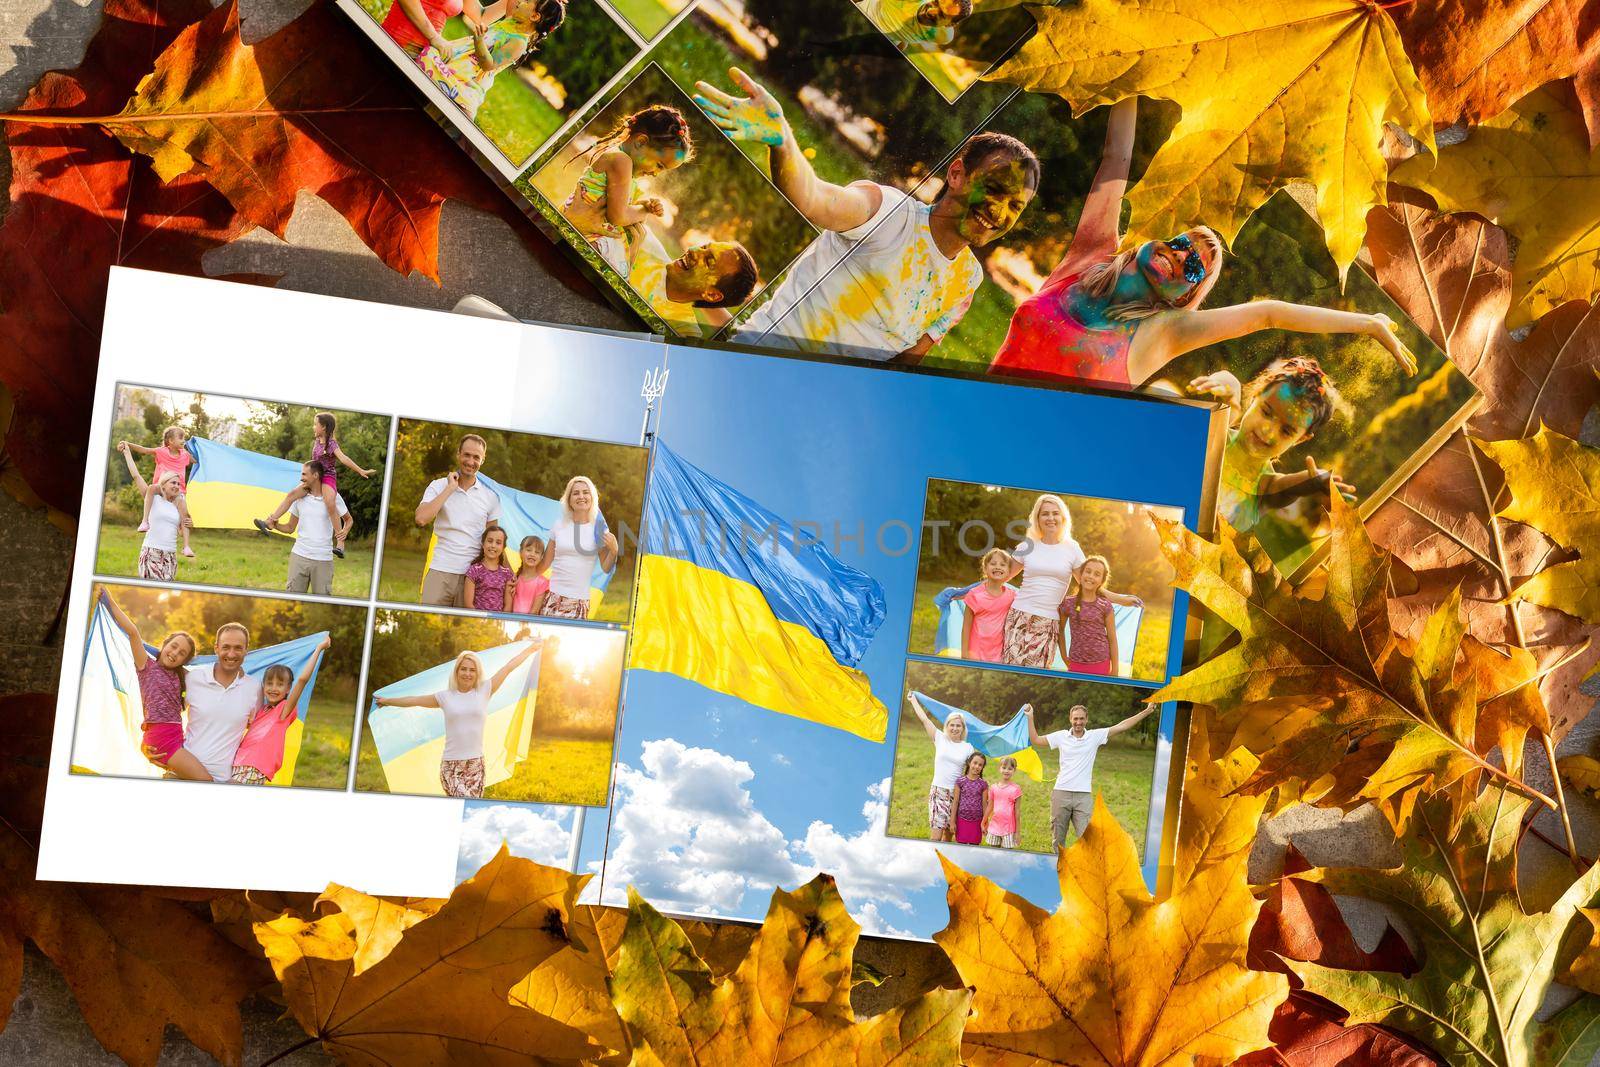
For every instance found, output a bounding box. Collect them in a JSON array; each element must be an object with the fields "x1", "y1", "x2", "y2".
[{"x1": 639, "y1": 366, "x2": 669, "y2": 446}]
